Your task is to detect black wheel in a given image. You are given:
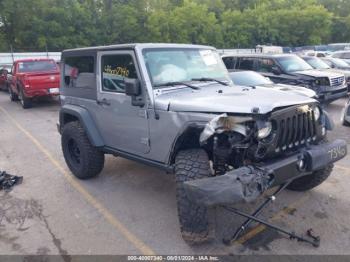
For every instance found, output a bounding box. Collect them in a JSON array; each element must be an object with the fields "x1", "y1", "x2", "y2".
[
  {"x1": 18, "y1": 87, "x2": 32, "y2": 109},
  {"x1": 175, "y1": 148, "x2": 214, "y2": 245},
  {"x1": 9, "y1": 87, "x2": 19, "y2": 101},
  {"x1": 287, "y1": 164, "x2": 333, "y2": 191},
  {"x1": 61, "y1": 121, "x2": 105, "y2": 179}
]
